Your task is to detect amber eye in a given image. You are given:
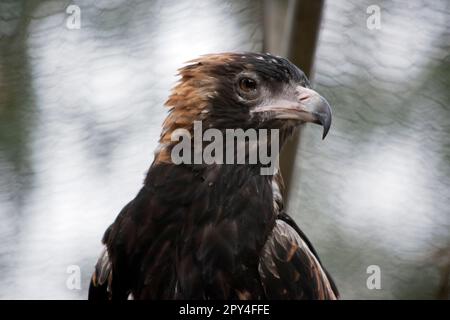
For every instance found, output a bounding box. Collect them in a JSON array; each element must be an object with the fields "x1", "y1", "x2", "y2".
[{"x1": 239, "y1": 77, "x2": 257, "y2": 93}]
